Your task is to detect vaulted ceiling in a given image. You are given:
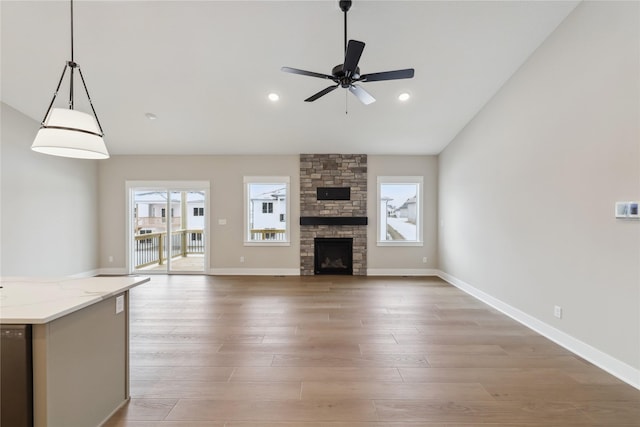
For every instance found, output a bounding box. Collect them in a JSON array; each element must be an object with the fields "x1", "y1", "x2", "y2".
[{"x1": 1, "y1": 1, "x2": 578, "y2": 156}]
